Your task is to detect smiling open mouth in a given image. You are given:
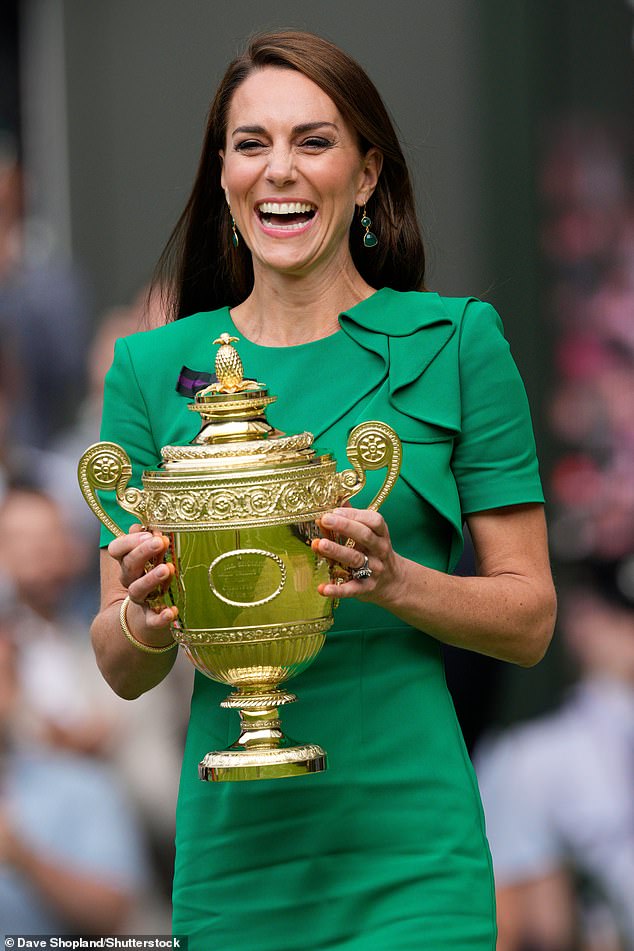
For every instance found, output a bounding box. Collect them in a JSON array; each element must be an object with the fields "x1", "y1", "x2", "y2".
[{"x1": 257, "y1": 201, "x2": 317, "y2": 230}]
